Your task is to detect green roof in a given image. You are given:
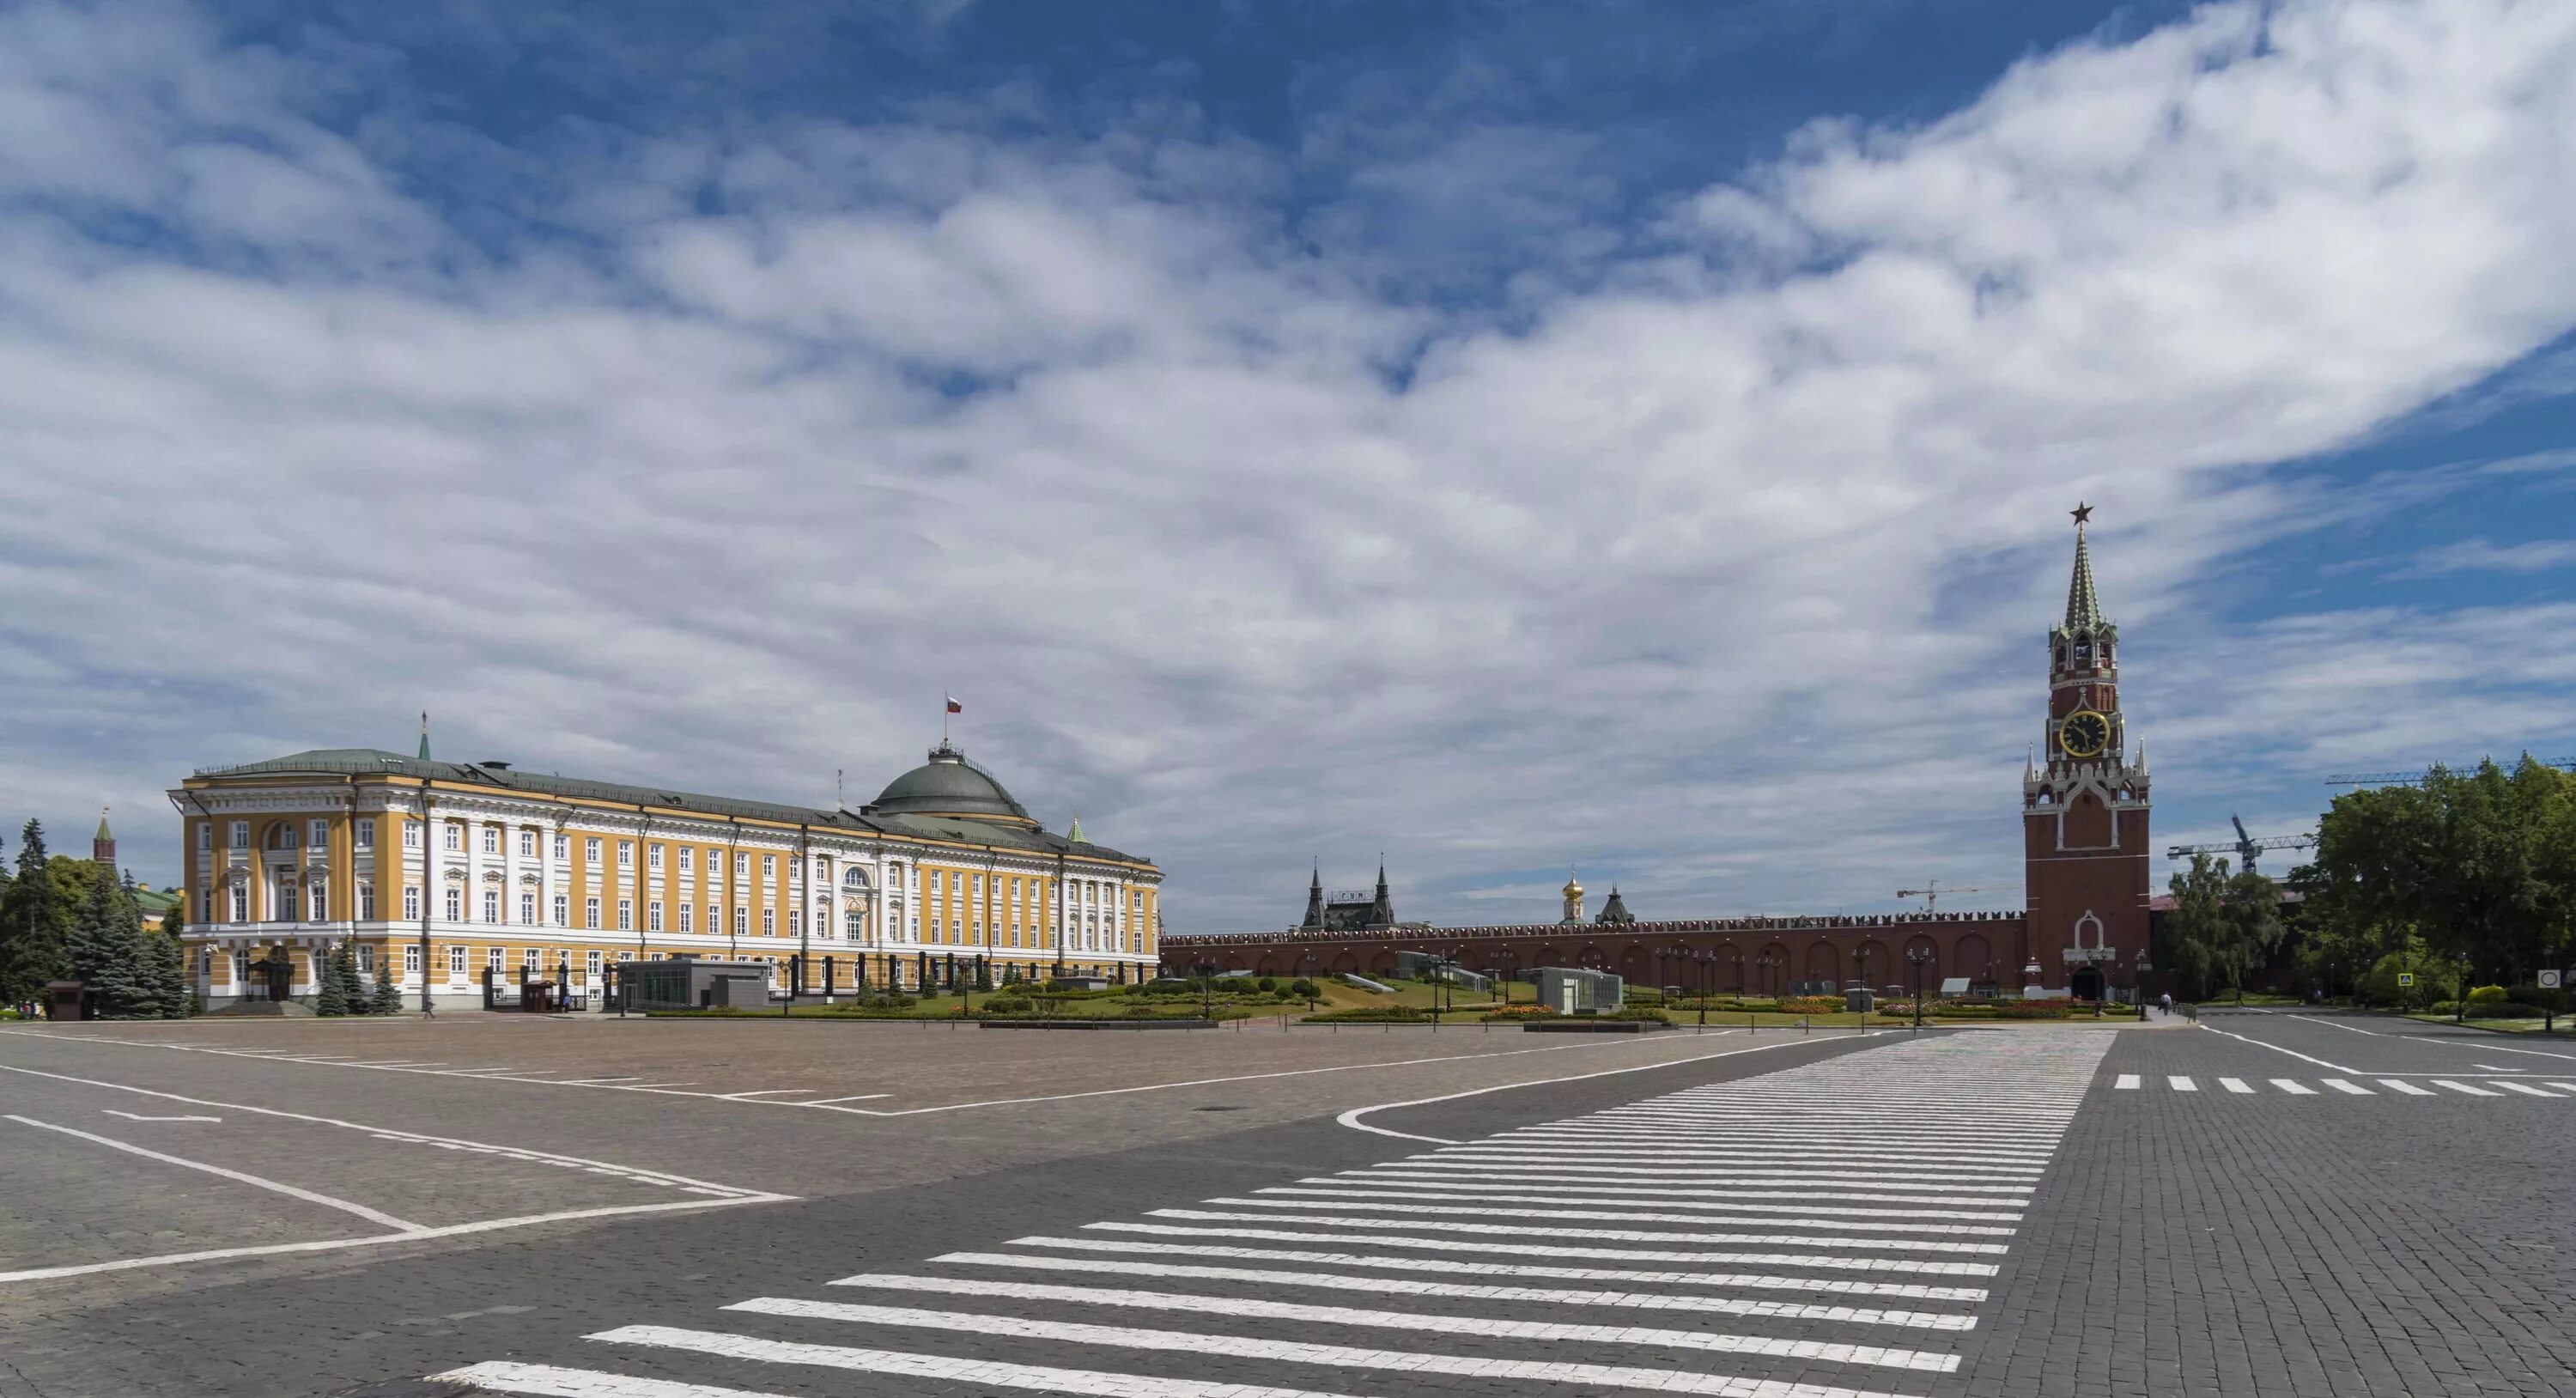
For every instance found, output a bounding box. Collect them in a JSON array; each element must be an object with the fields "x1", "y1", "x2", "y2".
[{"x1": 191, "y1": 748, "x2": 1148, "y2": 866}]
